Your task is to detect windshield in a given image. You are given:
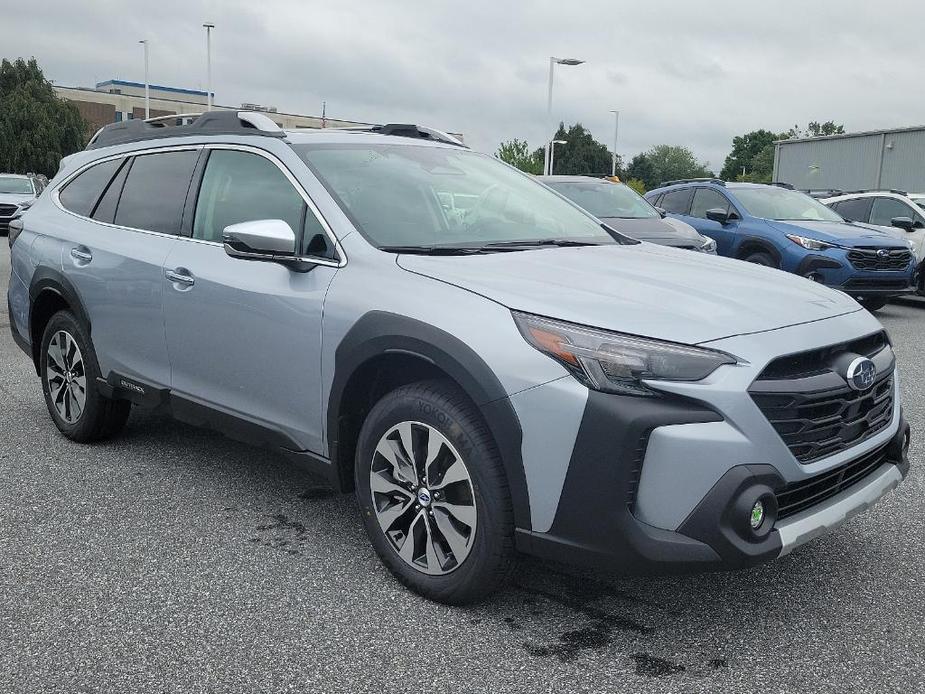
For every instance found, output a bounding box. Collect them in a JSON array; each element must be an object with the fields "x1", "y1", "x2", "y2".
[
  {"x1": 545, "y1": 181, "x2": 660, "y2": 219},
  {"x1": 293, "y1": 143, "x2": 618, "y2": 249},
  {"x1": 733, "y1": 186, "x2": 843, "y2": 222},
  {"x1": 0, "y1": 177, "x2": 33, "y2": 195}
]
